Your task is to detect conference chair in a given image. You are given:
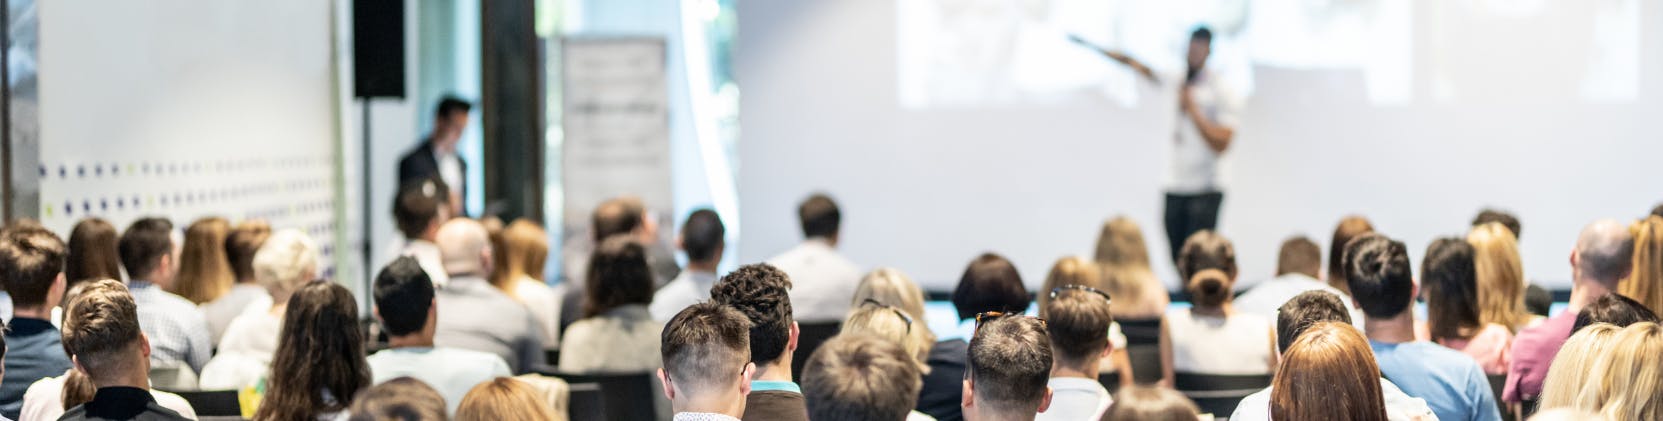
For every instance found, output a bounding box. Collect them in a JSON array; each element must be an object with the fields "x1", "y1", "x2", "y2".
[
  {"x1": 148, "y1": 360, "x2": 200, "y2": 392},
  {"x1": 566, "y1": 382, "x2": 605, "y2": 421},
  {"x1": 540, "y1": 371, "x2": 660, "y2": 421},
  {"x1": 1488, "y1": 374, "x2": 1514, "y2": 421},
  {"x1": 1172, "y1": 372, "x2": 1273, "y2": 417},
  {"x1": 163, "y1": 389, "x2": 241, "y2": 418},
  {"x1": 790, "y1": 321, "x2": 843, "y2": 381}
]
